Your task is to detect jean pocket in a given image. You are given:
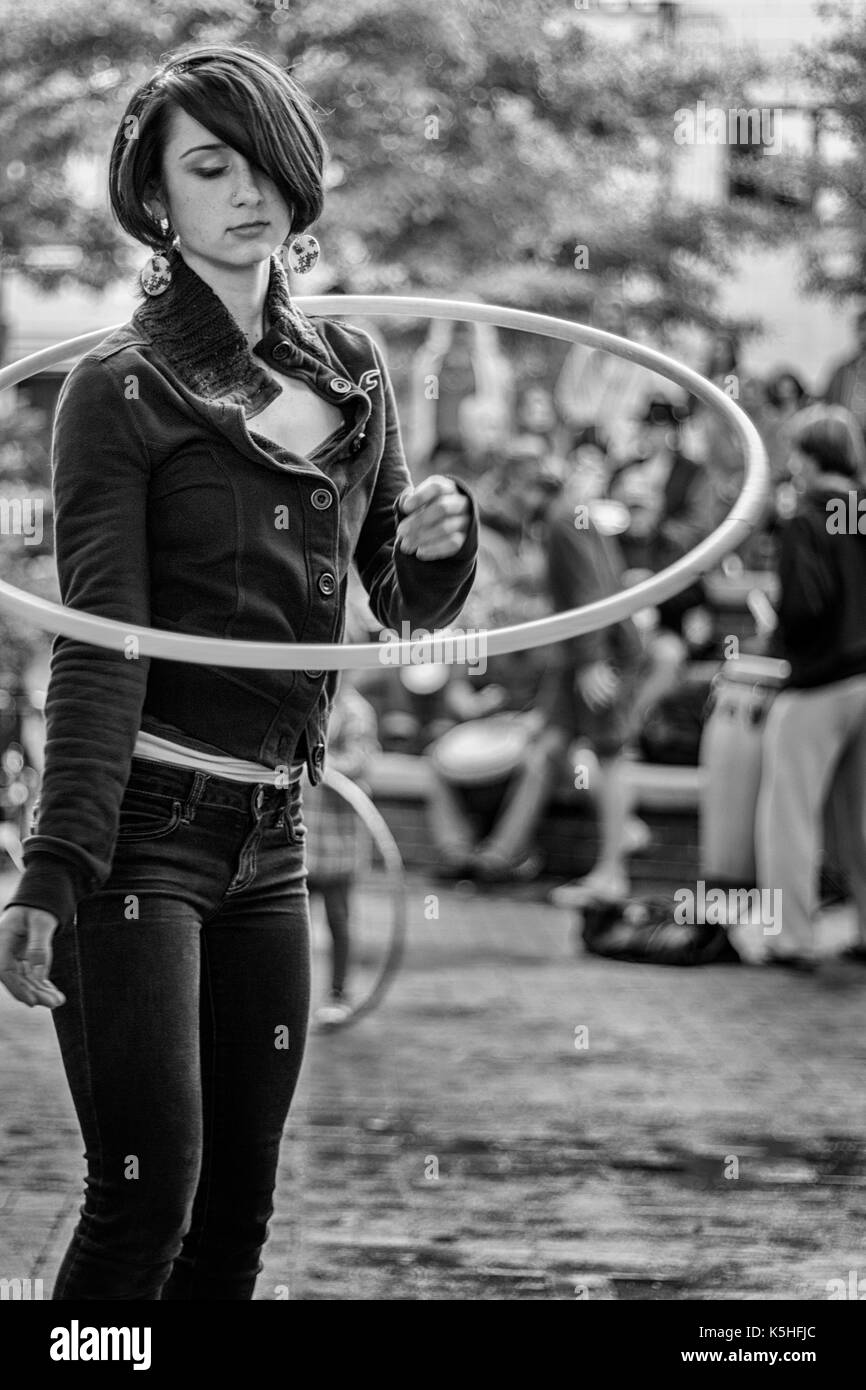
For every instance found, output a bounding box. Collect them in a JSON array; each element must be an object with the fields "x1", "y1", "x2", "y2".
[{"x1": 116, "y1": 788, "x2": 184, "y2": 841}]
